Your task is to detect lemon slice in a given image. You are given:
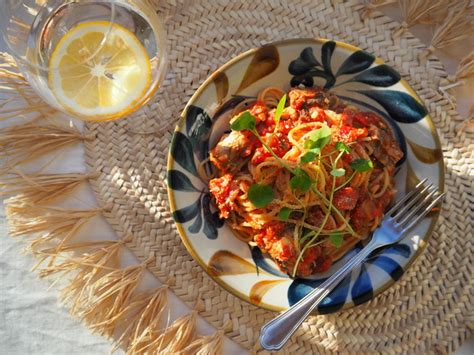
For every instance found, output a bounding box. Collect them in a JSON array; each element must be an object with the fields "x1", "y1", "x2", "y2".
[{"x1": 49, "y1": 21, "x2": 151, "y2": 120}]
